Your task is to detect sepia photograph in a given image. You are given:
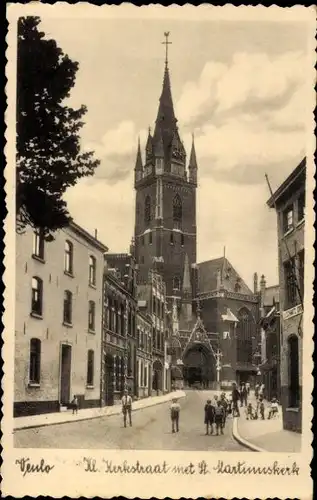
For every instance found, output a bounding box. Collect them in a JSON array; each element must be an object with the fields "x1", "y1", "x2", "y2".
[{"x1": 3, "y1": 4, "x2": 314, "y2": 498}]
